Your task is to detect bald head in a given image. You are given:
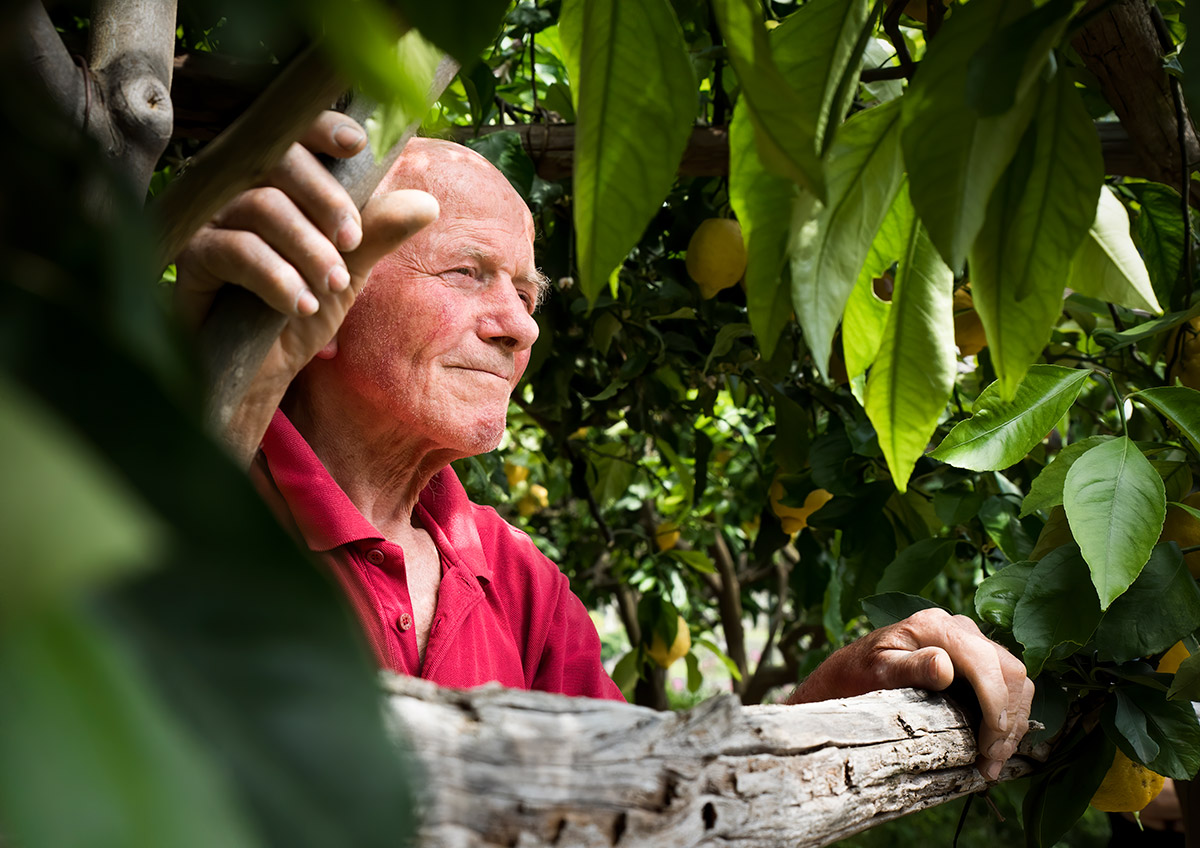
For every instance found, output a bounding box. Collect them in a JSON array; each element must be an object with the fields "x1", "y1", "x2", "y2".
[{"x1": 377, "y1": 138, "x2": 522, "y2": 222}]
